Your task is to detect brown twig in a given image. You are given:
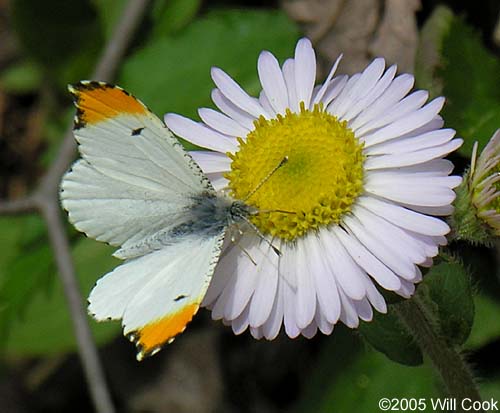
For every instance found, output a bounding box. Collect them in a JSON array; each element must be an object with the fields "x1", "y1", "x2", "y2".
[
  {"x1": 0, "y1": 1, "x2": 151, "y2": 412},
  {"x1": 0, "y1": 195, "x2": 36, "y2": 214}
]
